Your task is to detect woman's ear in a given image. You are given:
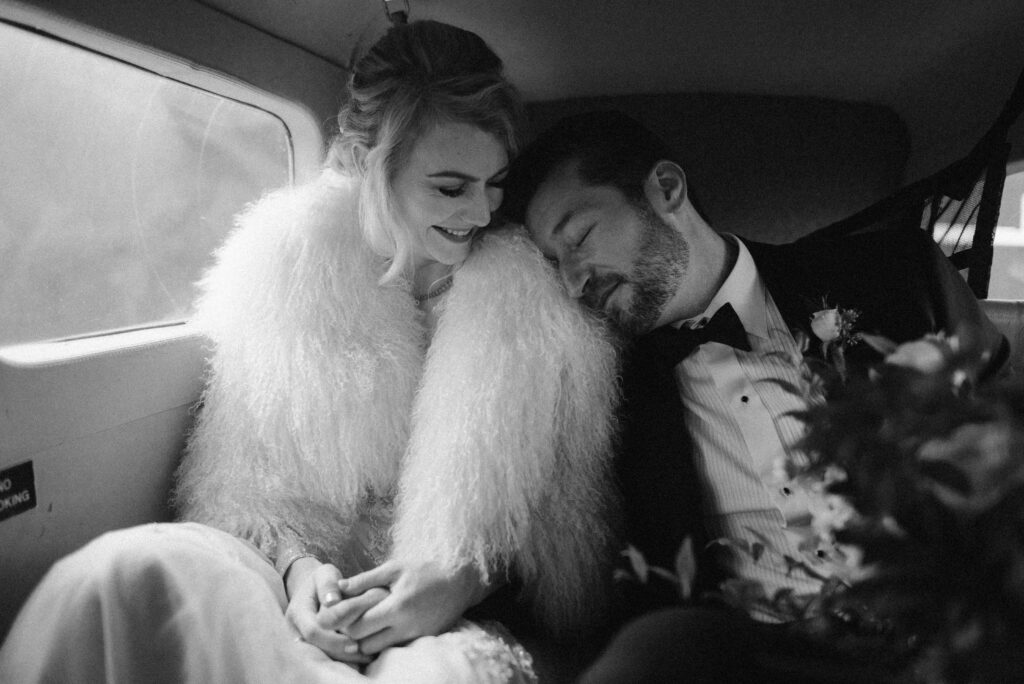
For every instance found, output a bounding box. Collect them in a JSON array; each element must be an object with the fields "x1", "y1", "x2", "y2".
[
  {"x1": 350, "y1": 143, "x2": 370, "y2": 174},
  {"x1": 643, "y1": 161, "x2": 687, "y2": 214}
]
